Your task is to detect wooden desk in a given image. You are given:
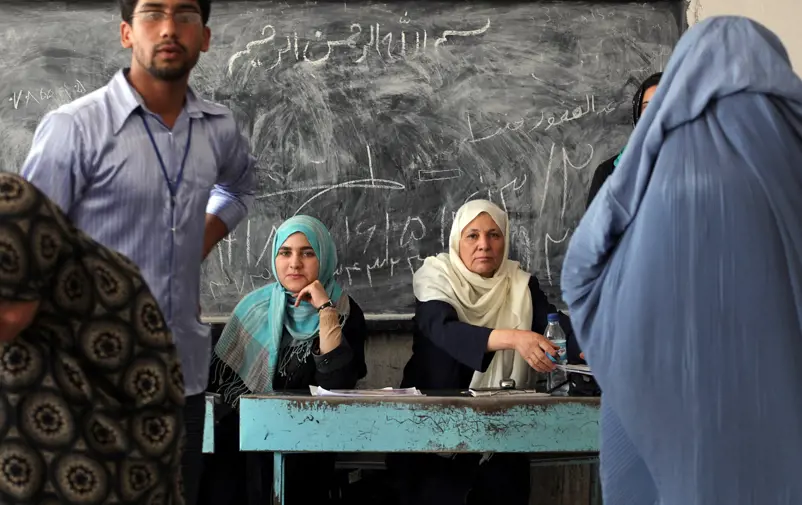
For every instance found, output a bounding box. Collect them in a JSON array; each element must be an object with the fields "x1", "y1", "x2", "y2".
[{"x1": 239, "y1": 394, "x2": 601, "y2": 505}]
